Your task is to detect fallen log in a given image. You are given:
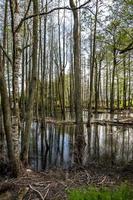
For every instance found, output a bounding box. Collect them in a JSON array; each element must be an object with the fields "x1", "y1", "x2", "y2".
[{"x1": 33, "y1": 117, "x2": 133, "y2": 127}]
